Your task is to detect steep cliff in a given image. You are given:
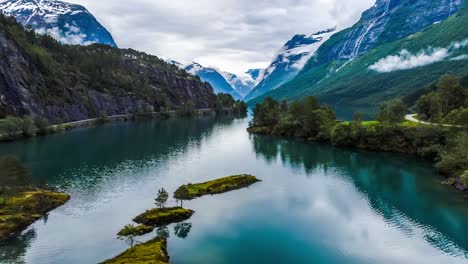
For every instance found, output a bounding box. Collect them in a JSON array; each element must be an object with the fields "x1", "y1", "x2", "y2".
[{"x1": 0, "y1": 15, "x2": 215, "y2": 123}]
